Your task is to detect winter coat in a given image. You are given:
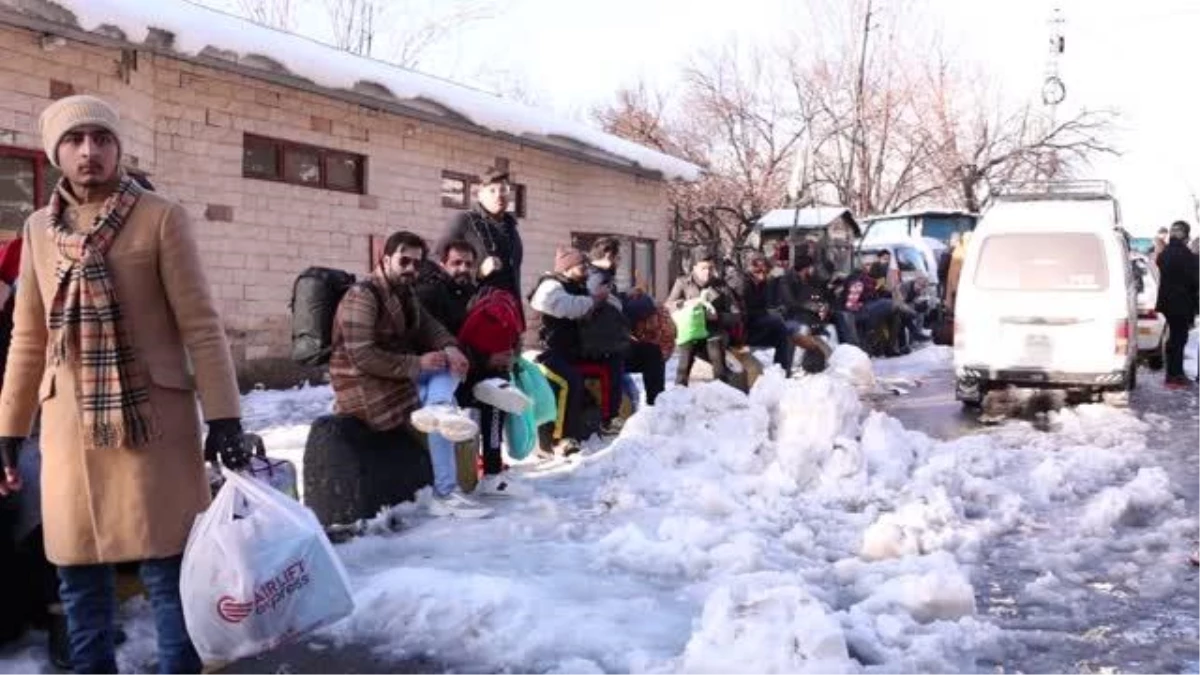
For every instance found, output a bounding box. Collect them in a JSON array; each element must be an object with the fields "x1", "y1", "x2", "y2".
[
  {"x1": 728, "y1": 273, "x2": 779, "y2": 320},
  {"x1": 414, "y1": 260, "x2": 475, "y2": 336},
  {"x1": 530, "y1": 274, "x2": 595, "y2": 357},
  {"x1": 777, "y1": 273, "x2": 831, "y2": 324},
  {"x1": 666, "y1": 275, "x2": 740, "y2": 333},
  {"x1": 437, "y1": 206, "x2": 524, "y2": 307},
  {"x1": 0, "y1": 190, "x2": 241, "y2": 565},
  {"x1": 329, "y1": 271, "x2": 457, "y2": 432},
  {"x1": 1156, "y1": 239, "x2": 1200, "y2": 318}
]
